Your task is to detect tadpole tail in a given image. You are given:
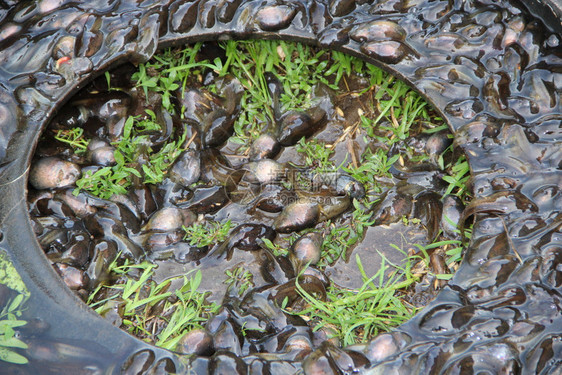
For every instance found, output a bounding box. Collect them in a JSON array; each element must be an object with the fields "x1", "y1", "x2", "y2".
[
  {"x1": 208, "y1": 239, "x2": 230, "y2": 260},
  {"x1": 264, "y1": 72, "x2": 283, "y2": 128}
]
